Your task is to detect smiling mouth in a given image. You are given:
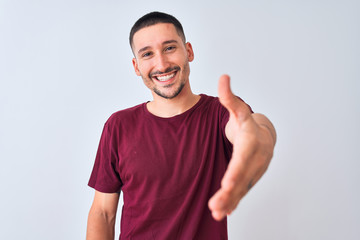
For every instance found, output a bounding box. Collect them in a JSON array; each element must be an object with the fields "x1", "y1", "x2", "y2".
[
  {"x1": 150, "y1": 66, "x2": 180, "y2": 83},
  {"x1": 155, "y1": 72, "x2": 176, "y2": 82}
]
